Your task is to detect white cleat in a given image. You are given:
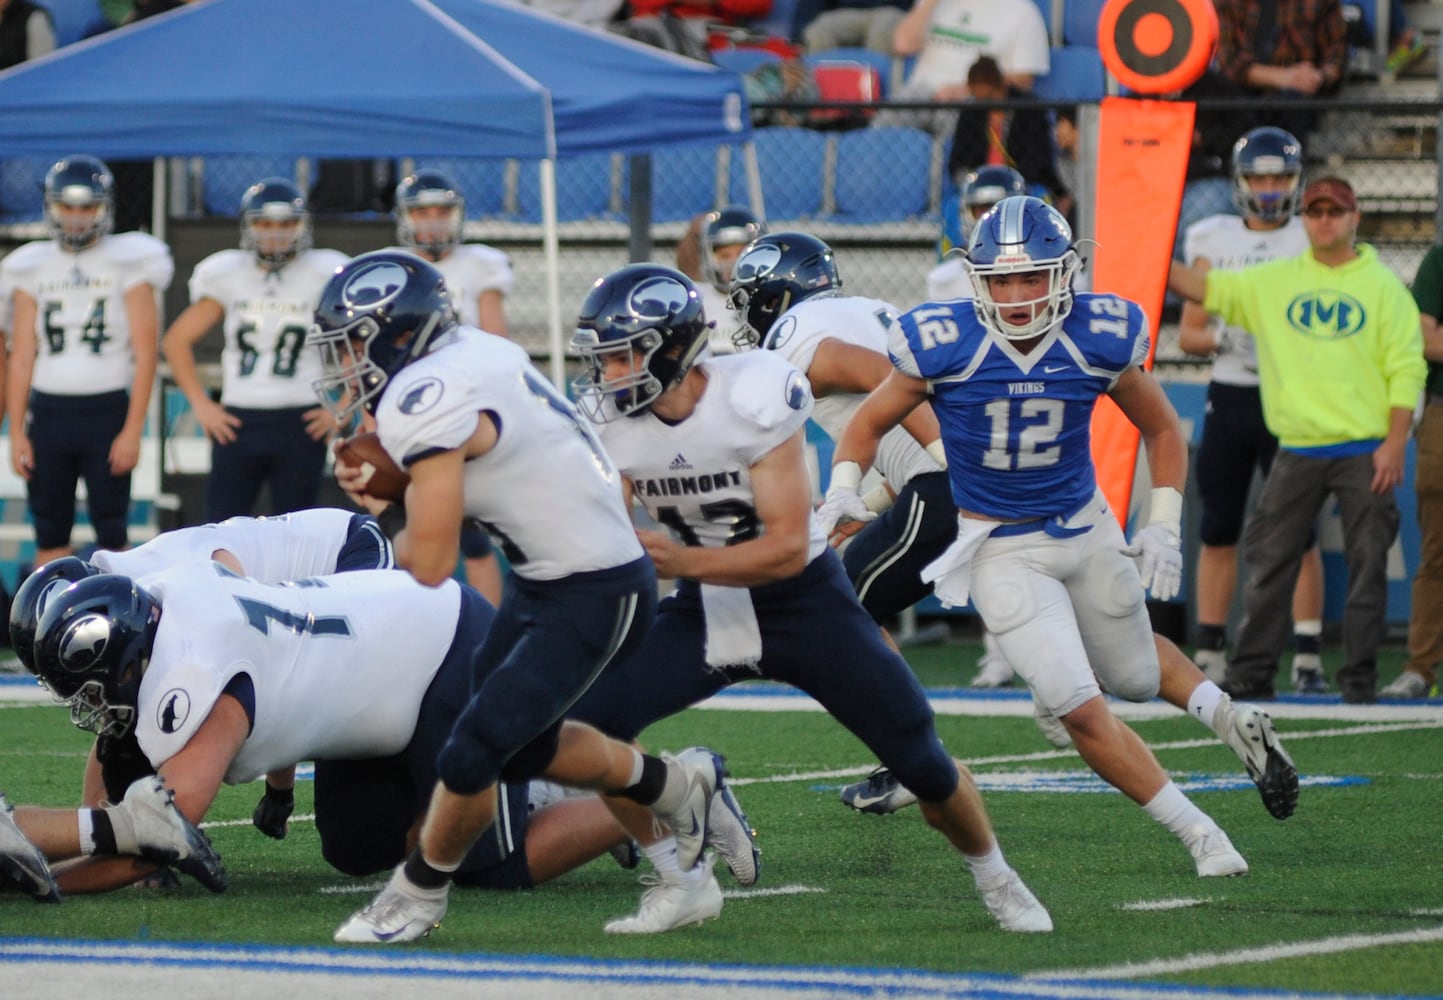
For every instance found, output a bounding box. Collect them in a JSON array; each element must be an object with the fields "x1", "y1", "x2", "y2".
[
  {"x1": 117, "y1": 777, "x2": 227, "y2": 893},
  {"x1": 1380, "y1": 671, "x2": 1430, "y2": 699},
  {"x1": 334, "y1": 865, "x2": 449, "y2": 944},
  {"x1": 1186, "y1": 824, "x2": 1249, "y2": 877},
  {"x1": 1215, "y1": 698, "x2": 1299, "y2": 820},
  {"x1": 1032, "y1": 699, "x2": 1073, "y2": 749},
  {"x1": 658, "y1": 751, "x2": 718, "y2": 871},
  {"x1": 977, "y1": 870, "x2": 1053, "y2": 933},
  {"x1": 604, "y1": 855, "x2": 723, "y2": 934},
  {"x1": 679, "y1": 747, "x2": 761, "y2": 886},
  {"x1": 1194, "y1": 647, "x2": 1229, "y2": 685},
  {"x1": 972, "y1": 632, "x2": 1017, "y2": 688},
  {"x1": 0, "y1": 792, "x2": 60, "y2": 903}
]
